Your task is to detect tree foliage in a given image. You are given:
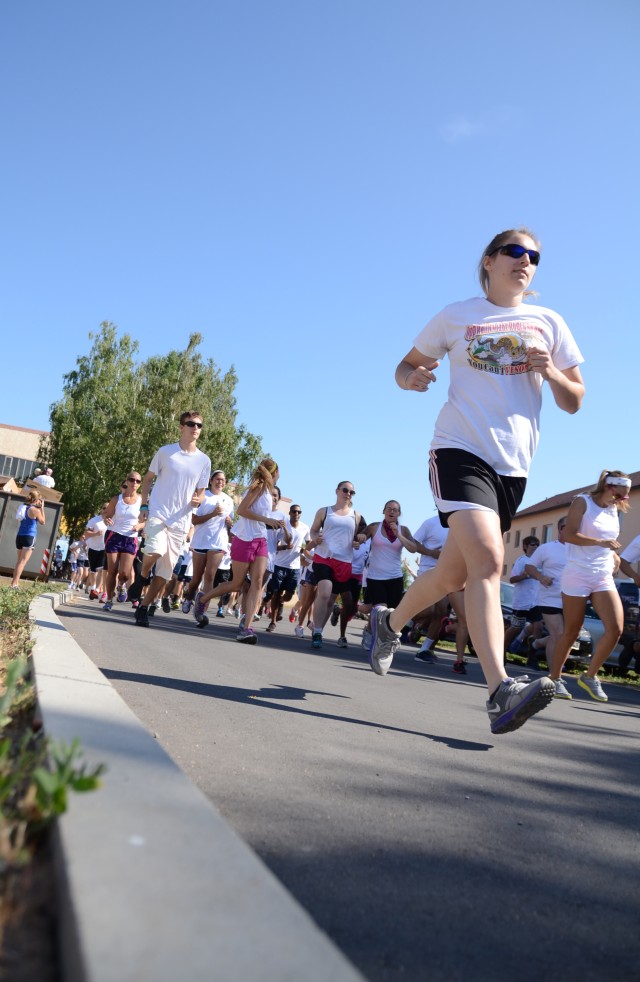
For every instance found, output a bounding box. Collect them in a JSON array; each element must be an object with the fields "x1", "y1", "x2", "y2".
[{"x1": 39, "y1": 323, "x2": 262, "y2": 535}]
